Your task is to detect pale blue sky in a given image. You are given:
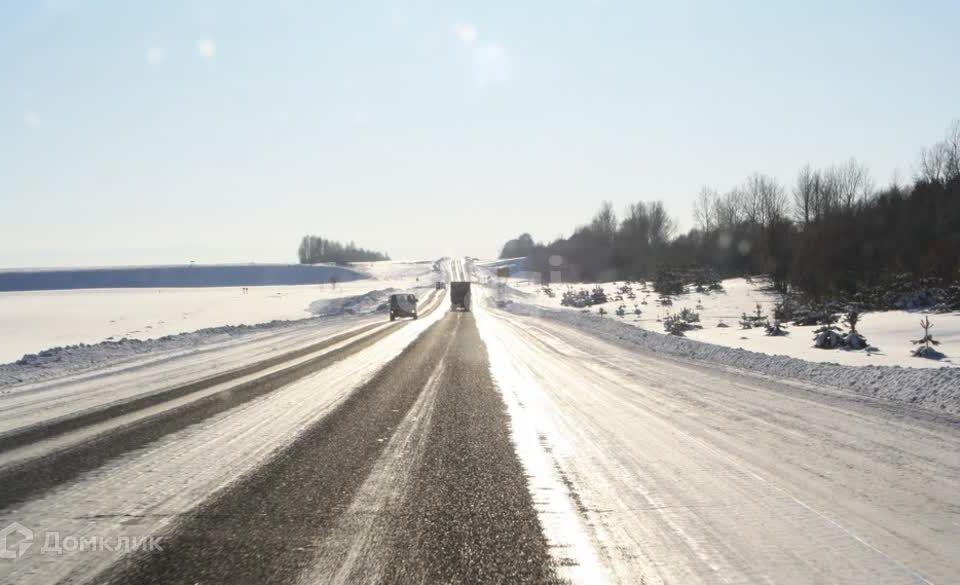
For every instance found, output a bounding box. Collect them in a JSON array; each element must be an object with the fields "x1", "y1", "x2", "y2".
[{"x1": 3, "y1": 0, "x2": 958, "y2": 267}]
